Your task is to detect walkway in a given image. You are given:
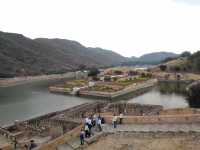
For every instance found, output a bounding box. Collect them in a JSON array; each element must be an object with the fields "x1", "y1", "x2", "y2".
[
  {"x1": 0, "y1": 135, "x2": 10, "y2": 147},
  {"x1": 57, "y1": 123, "x2": 200, "y2": 150},
  {"x1": 102, "y1": 123, "x2": 200, "y2": 133}
]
